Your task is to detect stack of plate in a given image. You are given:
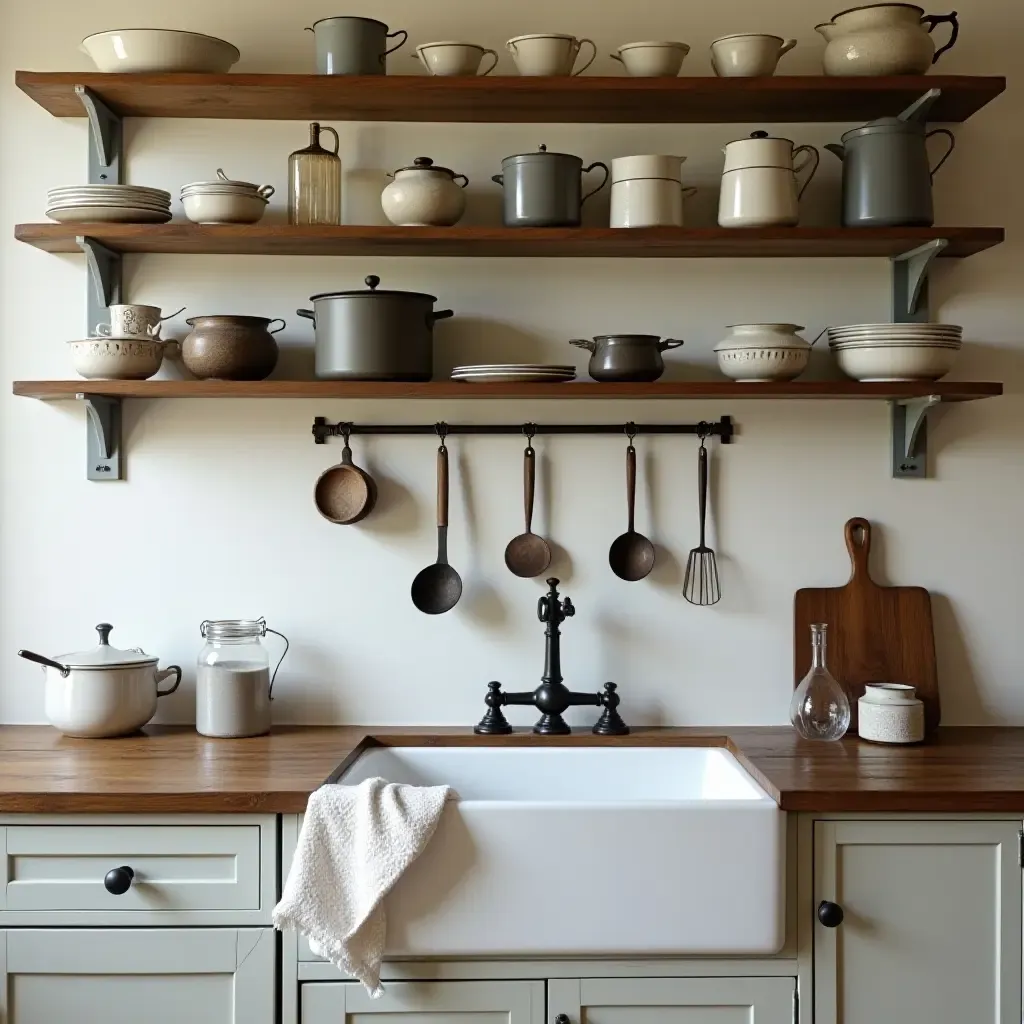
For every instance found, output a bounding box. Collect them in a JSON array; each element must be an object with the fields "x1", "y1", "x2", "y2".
[
  {"x1": 46, "y1": 185, "x2": 172, "y2": 224},
  {"x1": 451, "y1": 364, "x2": 577, "y2": 383},
  {"x1": 827, "y1": 323, "x2": 962, "y2": 382}
]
